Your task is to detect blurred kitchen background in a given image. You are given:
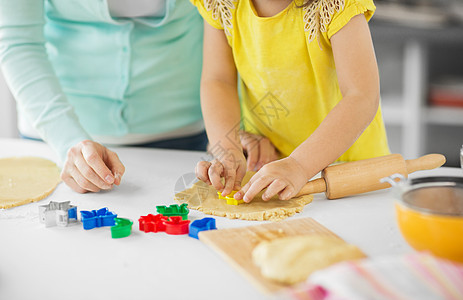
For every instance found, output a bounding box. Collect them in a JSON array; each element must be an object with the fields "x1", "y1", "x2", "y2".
[{"x1": 0, "y1": 0, "x2": 462, "y2": 166}]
